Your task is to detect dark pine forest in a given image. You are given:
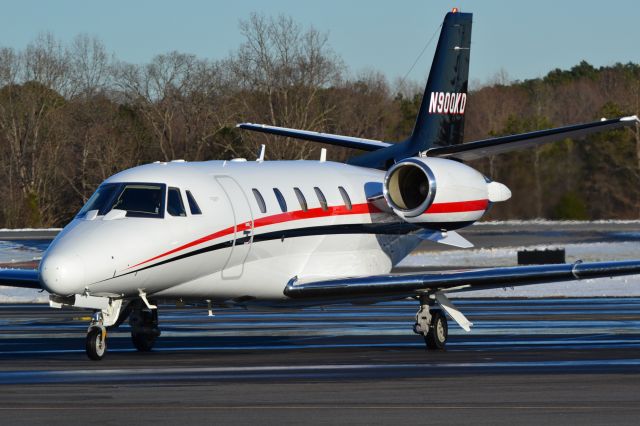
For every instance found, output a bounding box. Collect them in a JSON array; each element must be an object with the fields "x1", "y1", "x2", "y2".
[{"x1": 1, "y1": 15, "x2": 639, "y2": 227}]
